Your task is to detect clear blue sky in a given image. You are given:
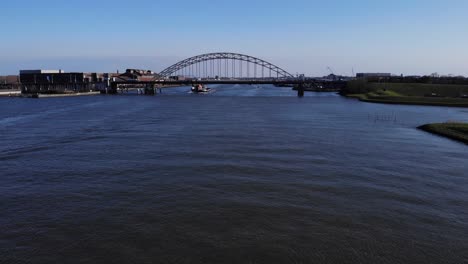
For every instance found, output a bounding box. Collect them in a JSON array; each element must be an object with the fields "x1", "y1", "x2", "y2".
[{"x1": 1, "y1": 0, "x2": 467, "y2": 76}]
